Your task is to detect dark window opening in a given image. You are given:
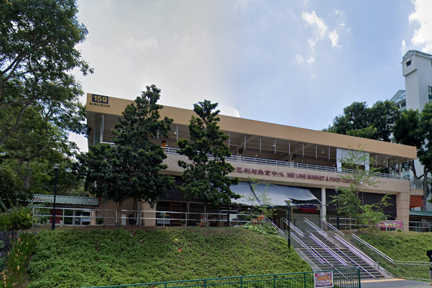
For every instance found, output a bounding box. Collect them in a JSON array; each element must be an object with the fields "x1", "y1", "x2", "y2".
[{"x1": 406, "y1": 60, "x2": 411, "y2": 66}]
